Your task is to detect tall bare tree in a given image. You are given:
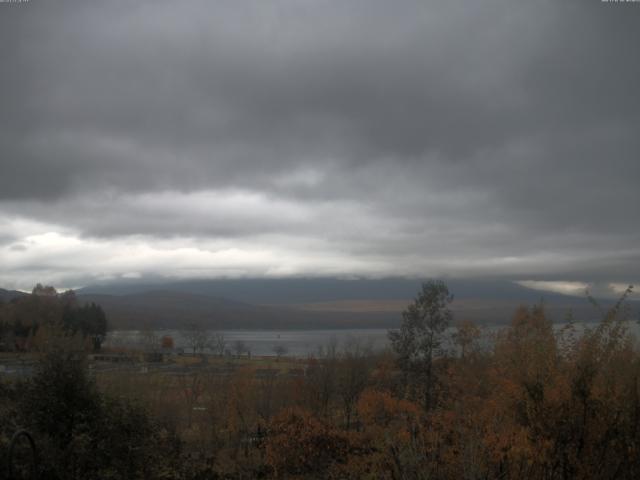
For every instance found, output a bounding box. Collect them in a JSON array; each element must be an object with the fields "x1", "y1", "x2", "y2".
[{"x1": 181, "y1": 321, "x2": 211, "y2": 355}]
